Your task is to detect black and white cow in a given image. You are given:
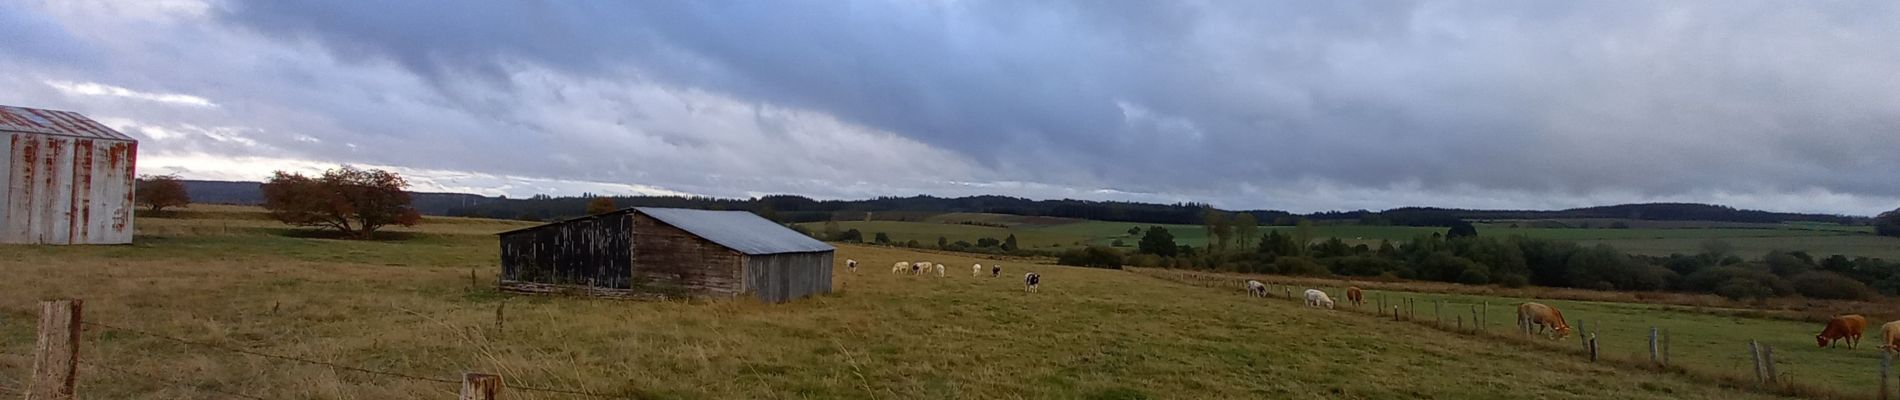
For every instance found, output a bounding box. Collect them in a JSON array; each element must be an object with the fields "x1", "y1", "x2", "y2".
[
  {"x1": 846, "y1": 259, "x2": 857, "y2": 273},
  {"x1": 1024, "y1": 272, "x2": 1041, "y2": 293},
  {"x1": 991, "y1": 264, "x2": 1002, "y2": 277}
]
